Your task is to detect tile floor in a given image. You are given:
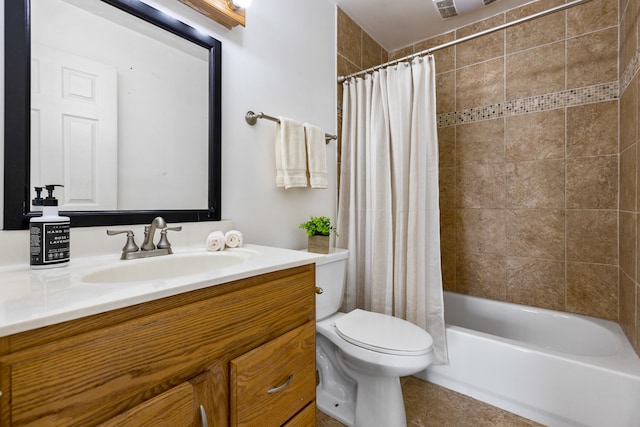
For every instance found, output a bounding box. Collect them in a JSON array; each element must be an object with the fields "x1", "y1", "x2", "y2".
[{"x1": 316, "y1": 376, "x2": 544, "y2": 427}]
